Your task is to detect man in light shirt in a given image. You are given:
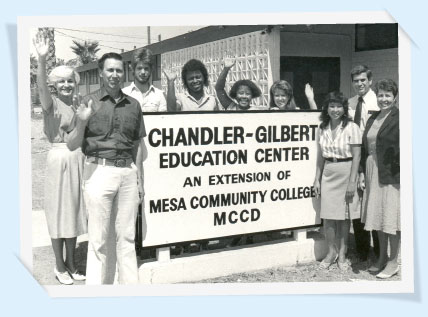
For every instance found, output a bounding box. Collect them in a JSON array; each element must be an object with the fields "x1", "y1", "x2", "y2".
[
  {"x1": 348, "y1": 65, "x2": 380, "y2": 263},
  {"x1": 122, "y1": 48, "x2": 167, "y2": 112},
  {"x1": 122, "y1": 48, "x2": 166, "y2": 259}
]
